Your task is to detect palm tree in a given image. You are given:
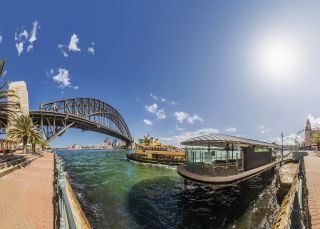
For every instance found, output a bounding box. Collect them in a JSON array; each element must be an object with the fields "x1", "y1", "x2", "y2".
[
  {"x1": 7, "y1": 115, "x2": 40, "y2": 154},
  {"x1": 29, "y1": 128, "x2": 43, "y2": 154},
  {"x1": 0, "y1": 59, "x2": 20, "y2": 129},
  {"x1": 40, "y1": 139, "x2": 48, "y2": 150},
  {"x1": 311, "y1": 132, "x2": 320, "y2": 151}
]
